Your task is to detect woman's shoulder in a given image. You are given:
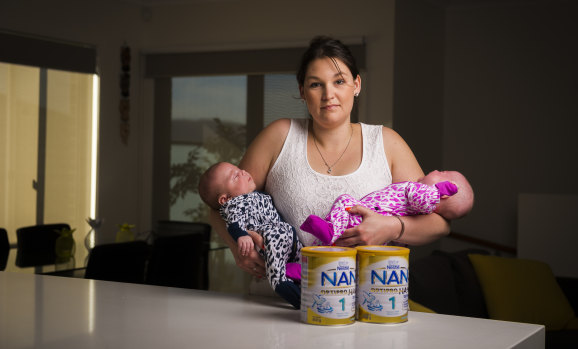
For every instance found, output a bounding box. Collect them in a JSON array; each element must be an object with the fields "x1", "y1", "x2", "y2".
[
  {"x1": 379, "y1": 124, "x2": 404, "y2": 146},
  {"x1": 240, "y1": 118, "x2": 295, "y2": 189},
  {"x1": 260, "y1": 118, "x2": 310, "y2": 141},
  {"x1": 247, "y1": 119, "x2": 290, "y2": 147},
  {"x1": 378, "y1": 125, "x2": 423, "y2": 182},
  {"x1": 263, "y1": 118, "x2": 292, "y2": 134},
  {"x1": 359, "y1": 123, "x2": 403, "y2": 144}
]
